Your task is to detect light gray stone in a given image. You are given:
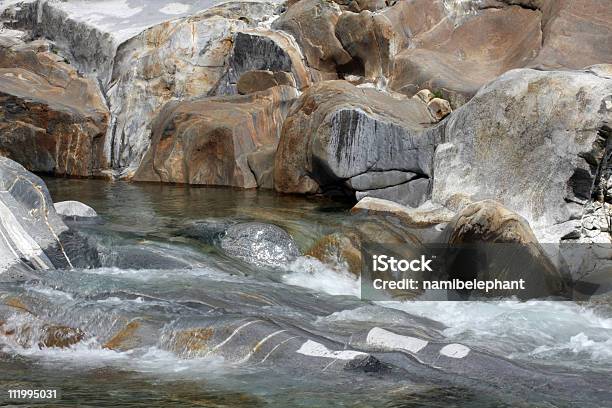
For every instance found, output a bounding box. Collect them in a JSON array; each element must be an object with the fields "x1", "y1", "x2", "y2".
[
  {"x1": 220, "y1": 222, "x2": 300, "y2": 267},
  {"x1": 54, "y1": 201, "x2": 98, "y2": 219},
  {"x1": 348, "y1": 171, "x2": 417, "y2": 191},
  {"x1": 432, "y1": 67, "x2": 612, "y2": 243}
]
